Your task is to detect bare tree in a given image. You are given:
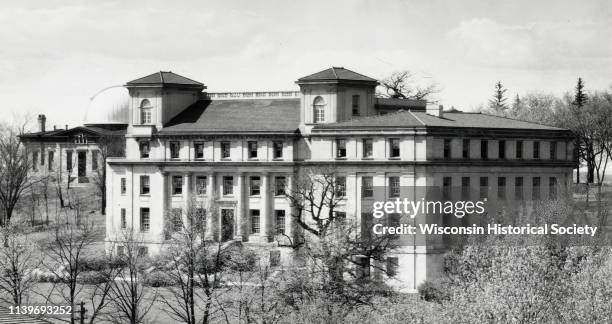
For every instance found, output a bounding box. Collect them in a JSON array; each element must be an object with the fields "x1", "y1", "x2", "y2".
[
  {"x1": 43, "y1": 219, "x2": 99, "y2": 324},
  {"x1": 0, "y1": 125, "x2": 34, "y2": 226},
  {"x1": 378, "y1": 70, "x2": 439, "y2": 101},
  {"x1": 109, "y1": 229, "x2": 157, "y2": 324},
  {"x1": 158, "y1": 194, "x2": 233, "y2": 324},
  {"x1": 92, "y1": 133, "x2": 125, "y2": 215},
  {"x1": 0, "y1": 225, "x2": 40, "y2": 305},
  {"x1": 283, "y1": 167, "x2": 396, "y2": 316}
]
